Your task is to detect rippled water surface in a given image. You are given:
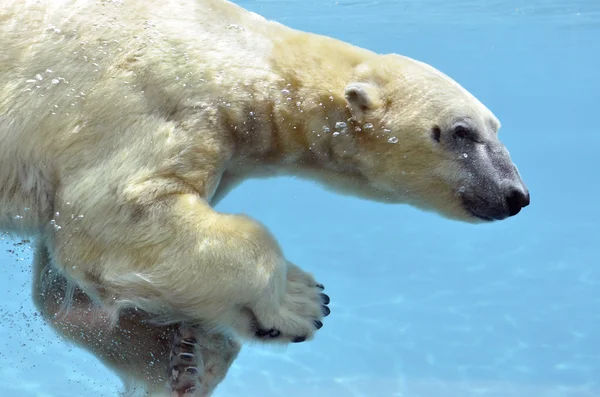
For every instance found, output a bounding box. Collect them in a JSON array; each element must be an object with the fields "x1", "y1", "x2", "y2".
[{"x1": 1, "y1": 0, "x2": 599, "y2": 396}]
